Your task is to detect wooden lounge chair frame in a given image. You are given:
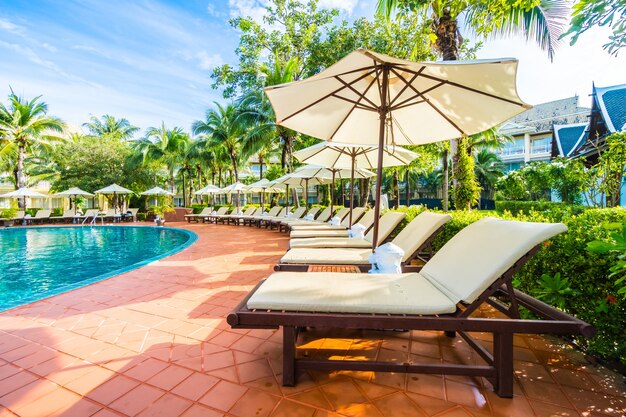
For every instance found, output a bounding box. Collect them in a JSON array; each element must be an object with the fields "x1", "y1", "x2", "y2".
[
  {"x1": 226, "y1": 207, "x2": 262, "y2": 225},
  {"x1": 228, "y1": 244, "x2": 595, "y2": 398},
  {"x1": 185, "y1": 207, "x2": 213, "y2": 223},
  {"x1": 274, "y1": 222, "x2": 444, "y2": 272}
]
